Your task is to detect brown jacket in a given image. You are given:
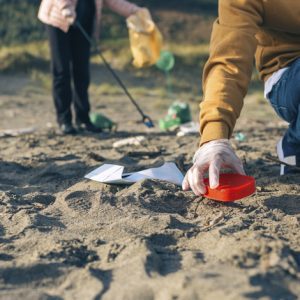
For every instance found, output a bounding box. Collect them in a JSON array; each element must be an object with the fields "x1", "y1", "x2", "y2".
[
  {"x1": 38, "y1": 0, "x2": 139, "y2": 37},
  {"x1": 200, "y1": 0, "x2": 300, "y2": 145}
]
